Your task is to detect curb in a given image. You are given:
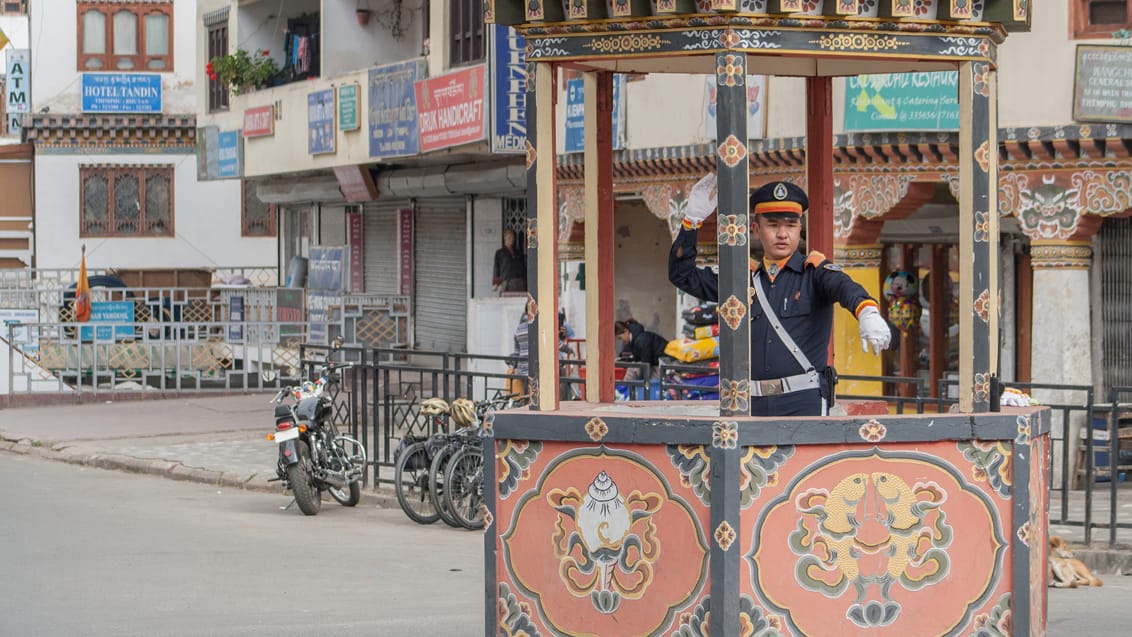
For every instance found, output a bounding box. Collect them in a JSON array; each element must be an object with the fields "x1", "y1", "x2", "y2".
[{"x1": 0, "y1": 438, "x2": 399, "y2": 509}]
